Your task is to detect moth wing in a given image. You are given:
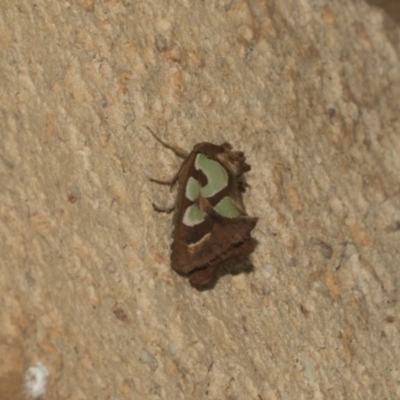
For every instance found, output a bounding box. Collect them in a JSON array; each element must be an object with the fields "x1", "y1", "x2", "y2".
[{"x1": 168, "y1": 142, "x2": 258, "y2": 279}]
